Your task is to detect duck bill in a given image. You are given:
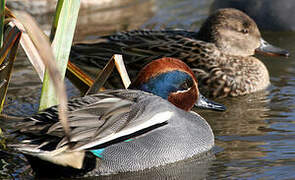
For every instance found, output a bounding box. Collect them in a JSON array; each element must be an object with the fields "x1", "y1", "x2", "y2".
[
  {"x1": 194, "y1": 94, "x2": 226, "y2": 112},
  {"x1": 255, "y1": 38, "x2": 289, "y2": 57}
]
